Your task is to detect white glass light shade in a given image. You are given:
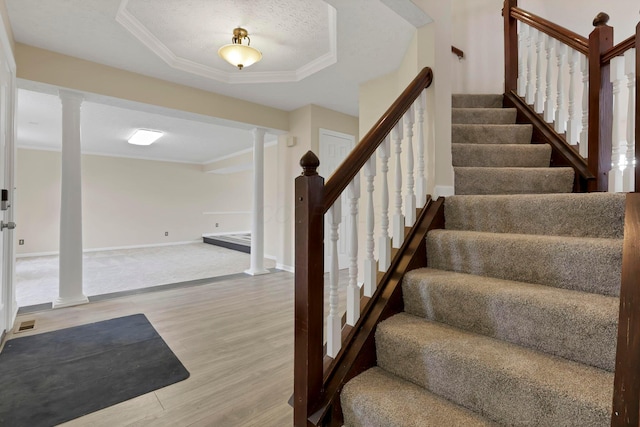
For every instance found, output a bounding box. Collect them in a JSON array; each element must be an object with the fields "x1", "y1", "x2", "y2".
[
  {"x1": 128, "y1": 129, "x2": 163, "y2": 146},
  {"x1": 218, "y1": 44, "x2": 262, "y2": 70}
]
